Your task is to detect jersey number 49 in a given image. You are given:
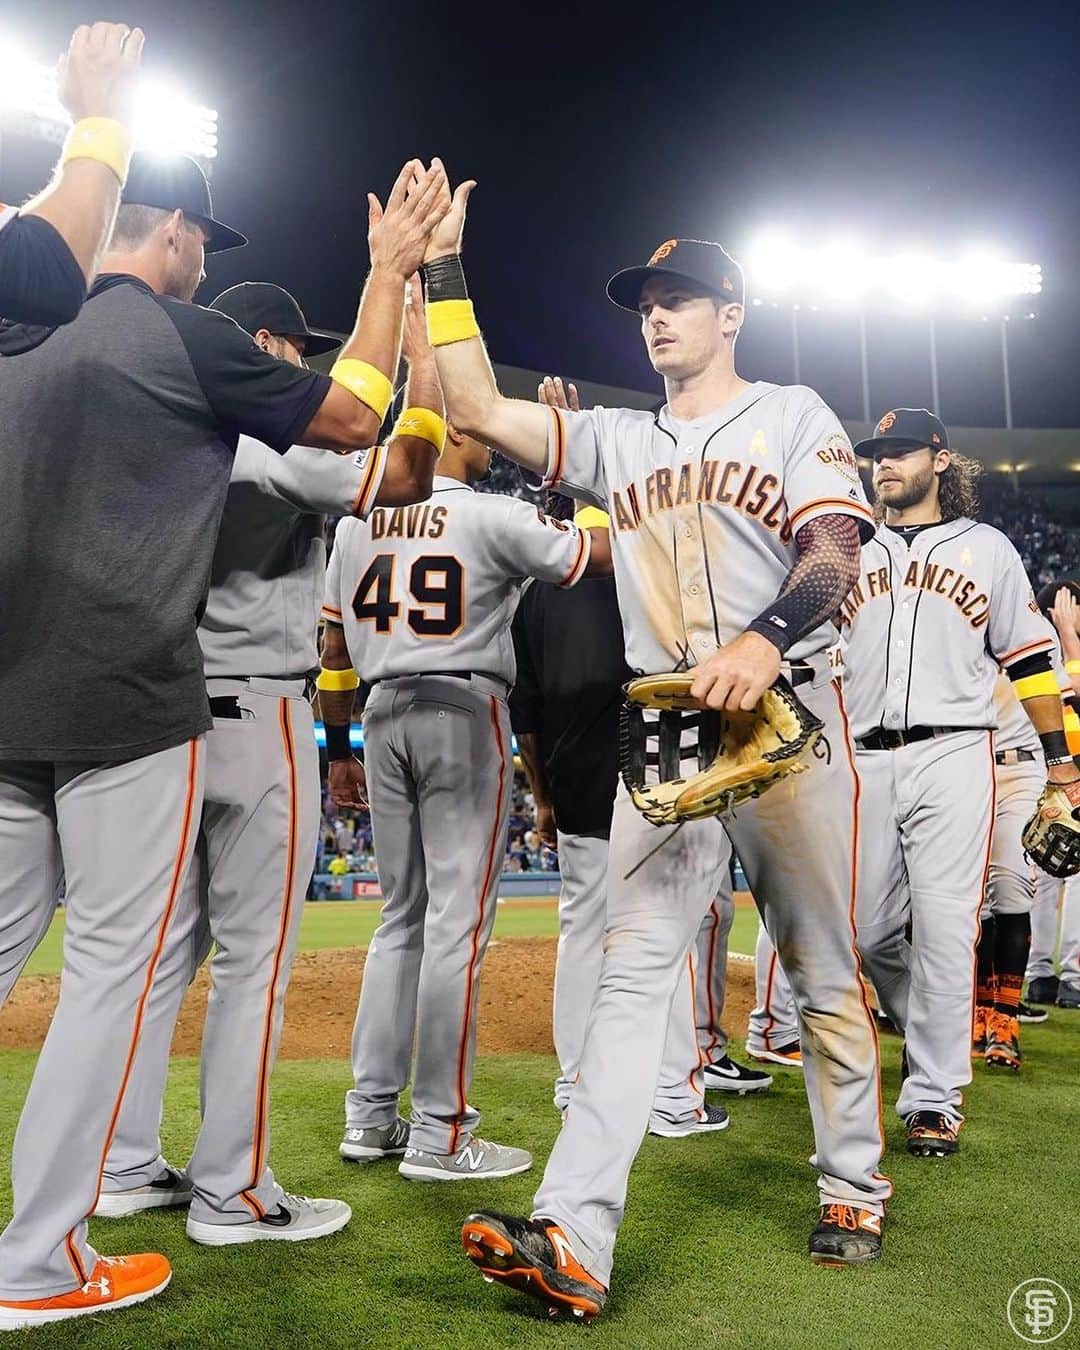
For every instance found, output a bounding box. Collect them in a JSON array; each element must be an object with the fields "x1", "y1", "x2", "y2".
[{"x1": 352, "y1": 553, "x2": 465, "y2": 638}]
